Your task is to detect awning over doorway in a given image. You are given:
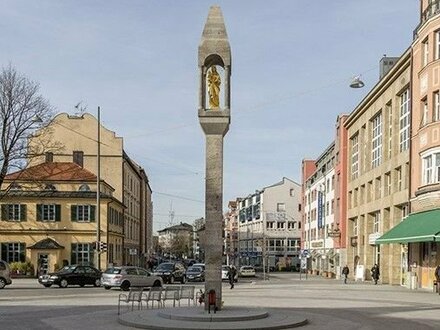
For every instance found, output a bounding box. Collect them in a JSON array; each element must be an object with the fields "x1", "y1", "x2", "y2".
[
  {"x1": 376, "y1": 209, "x2": 440, "y2": 244},
  {"x1": 27, "y1": 237, "x2": 65, "y2": 249}
]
